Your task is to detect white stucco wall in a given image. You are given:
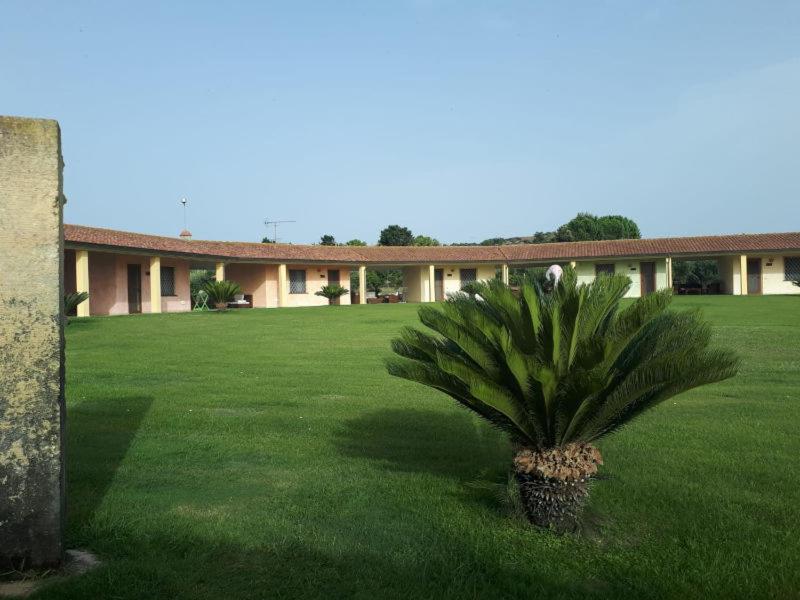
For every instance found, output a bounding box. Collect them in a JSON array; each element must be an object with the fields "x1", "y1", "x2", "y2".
[{"x1": 761, "y1": 255, "x2": 800, "y2": 295}]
